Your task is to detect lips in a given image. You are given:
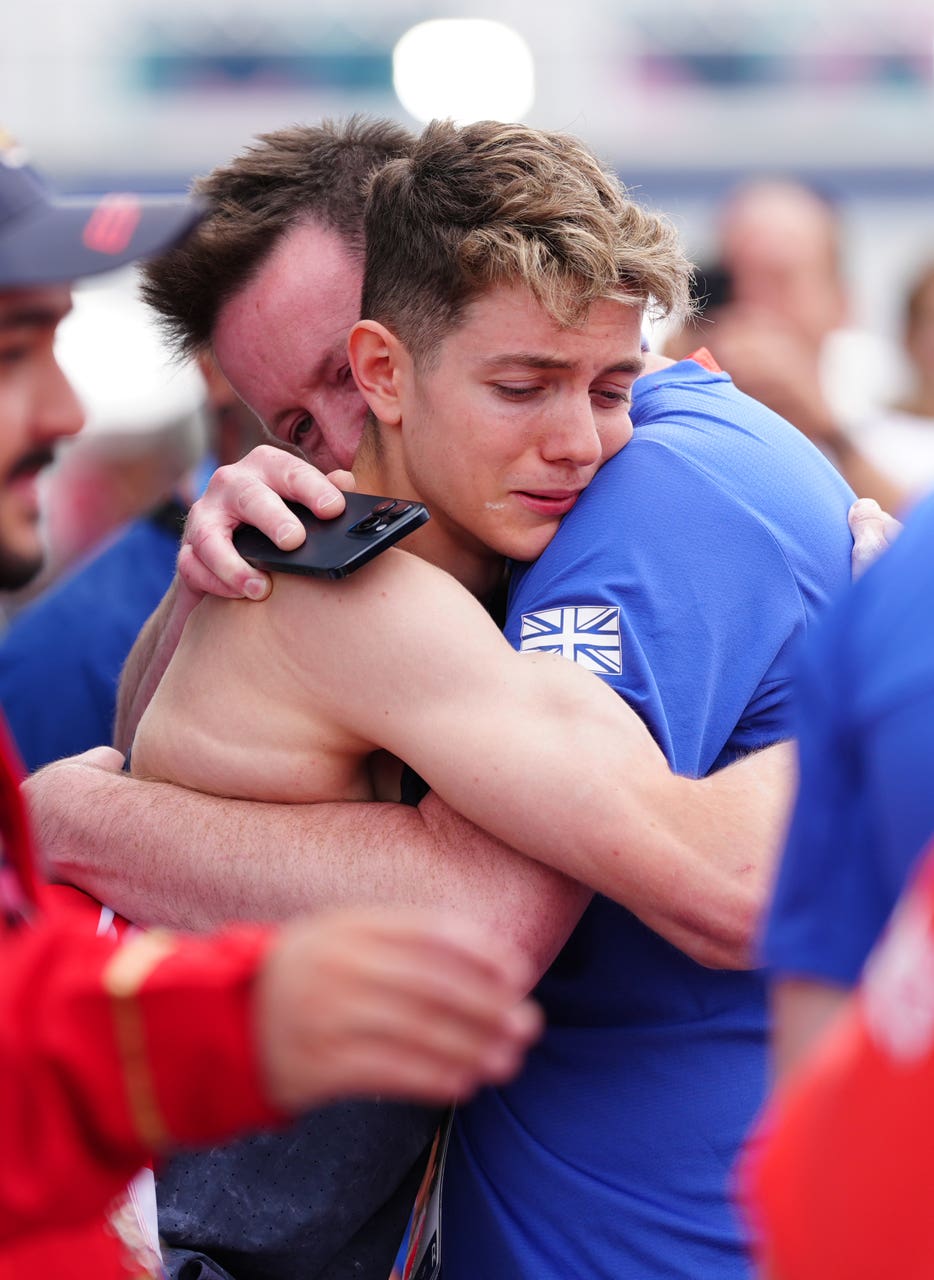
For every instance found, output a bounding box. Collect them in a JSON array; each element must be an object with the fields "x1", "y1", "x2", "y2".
[
  {"x1": 513, "y1": 489, "x2": 583, "y2": 518},
  {"x1": 2, "y1": 448, "x2": 54, "y2": 516},
  {"x1": 6, "y1": 447, "x2": 54, "y2": 486}
]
